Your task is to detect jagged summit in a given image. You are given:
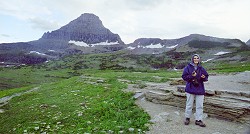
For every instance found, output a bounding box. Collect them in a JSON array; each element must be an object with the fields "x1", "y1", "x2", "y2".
[
  {"x1": 41, "y1": 13, "x2": 124, "y2": 44},
  {"x1": 59, "y1": 13, "x2": 106, "y2": 34}
]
